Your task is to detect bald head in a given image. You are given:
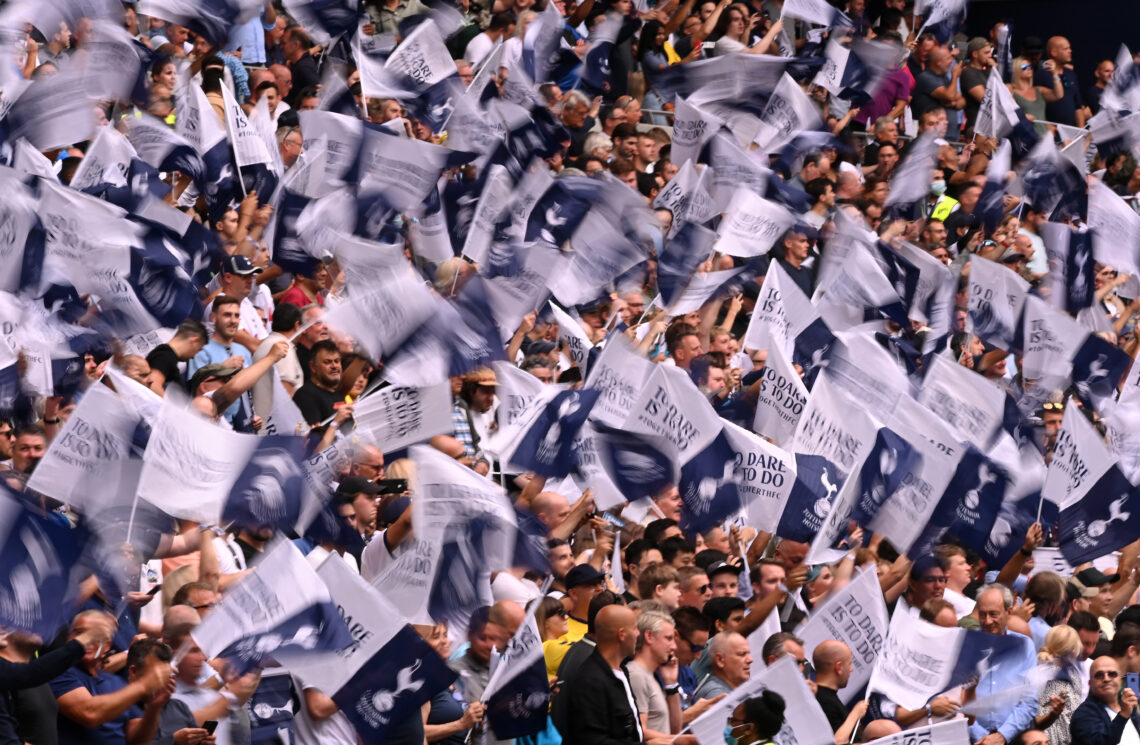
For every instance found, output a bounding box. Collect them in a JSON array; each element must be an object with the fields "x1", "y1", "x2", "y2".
[
  {"x1": 531, "y1": 491, "x2": 571, "y2": 529},
  {"x1": 490, "y1": 599, "x2": 525, "y2": 634},
  {"x1": 163, "y1": 605, "x2": 200, "y2": 631},
  {"x1": 596, "y1": 605, "x2": 637, "y2": 644},
  {"x1": 813, "y1": 639, "x2": 854, "y2": 689},
  {"x1": 813, "y1": 639, "x2": 849, "y2": 668}
]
